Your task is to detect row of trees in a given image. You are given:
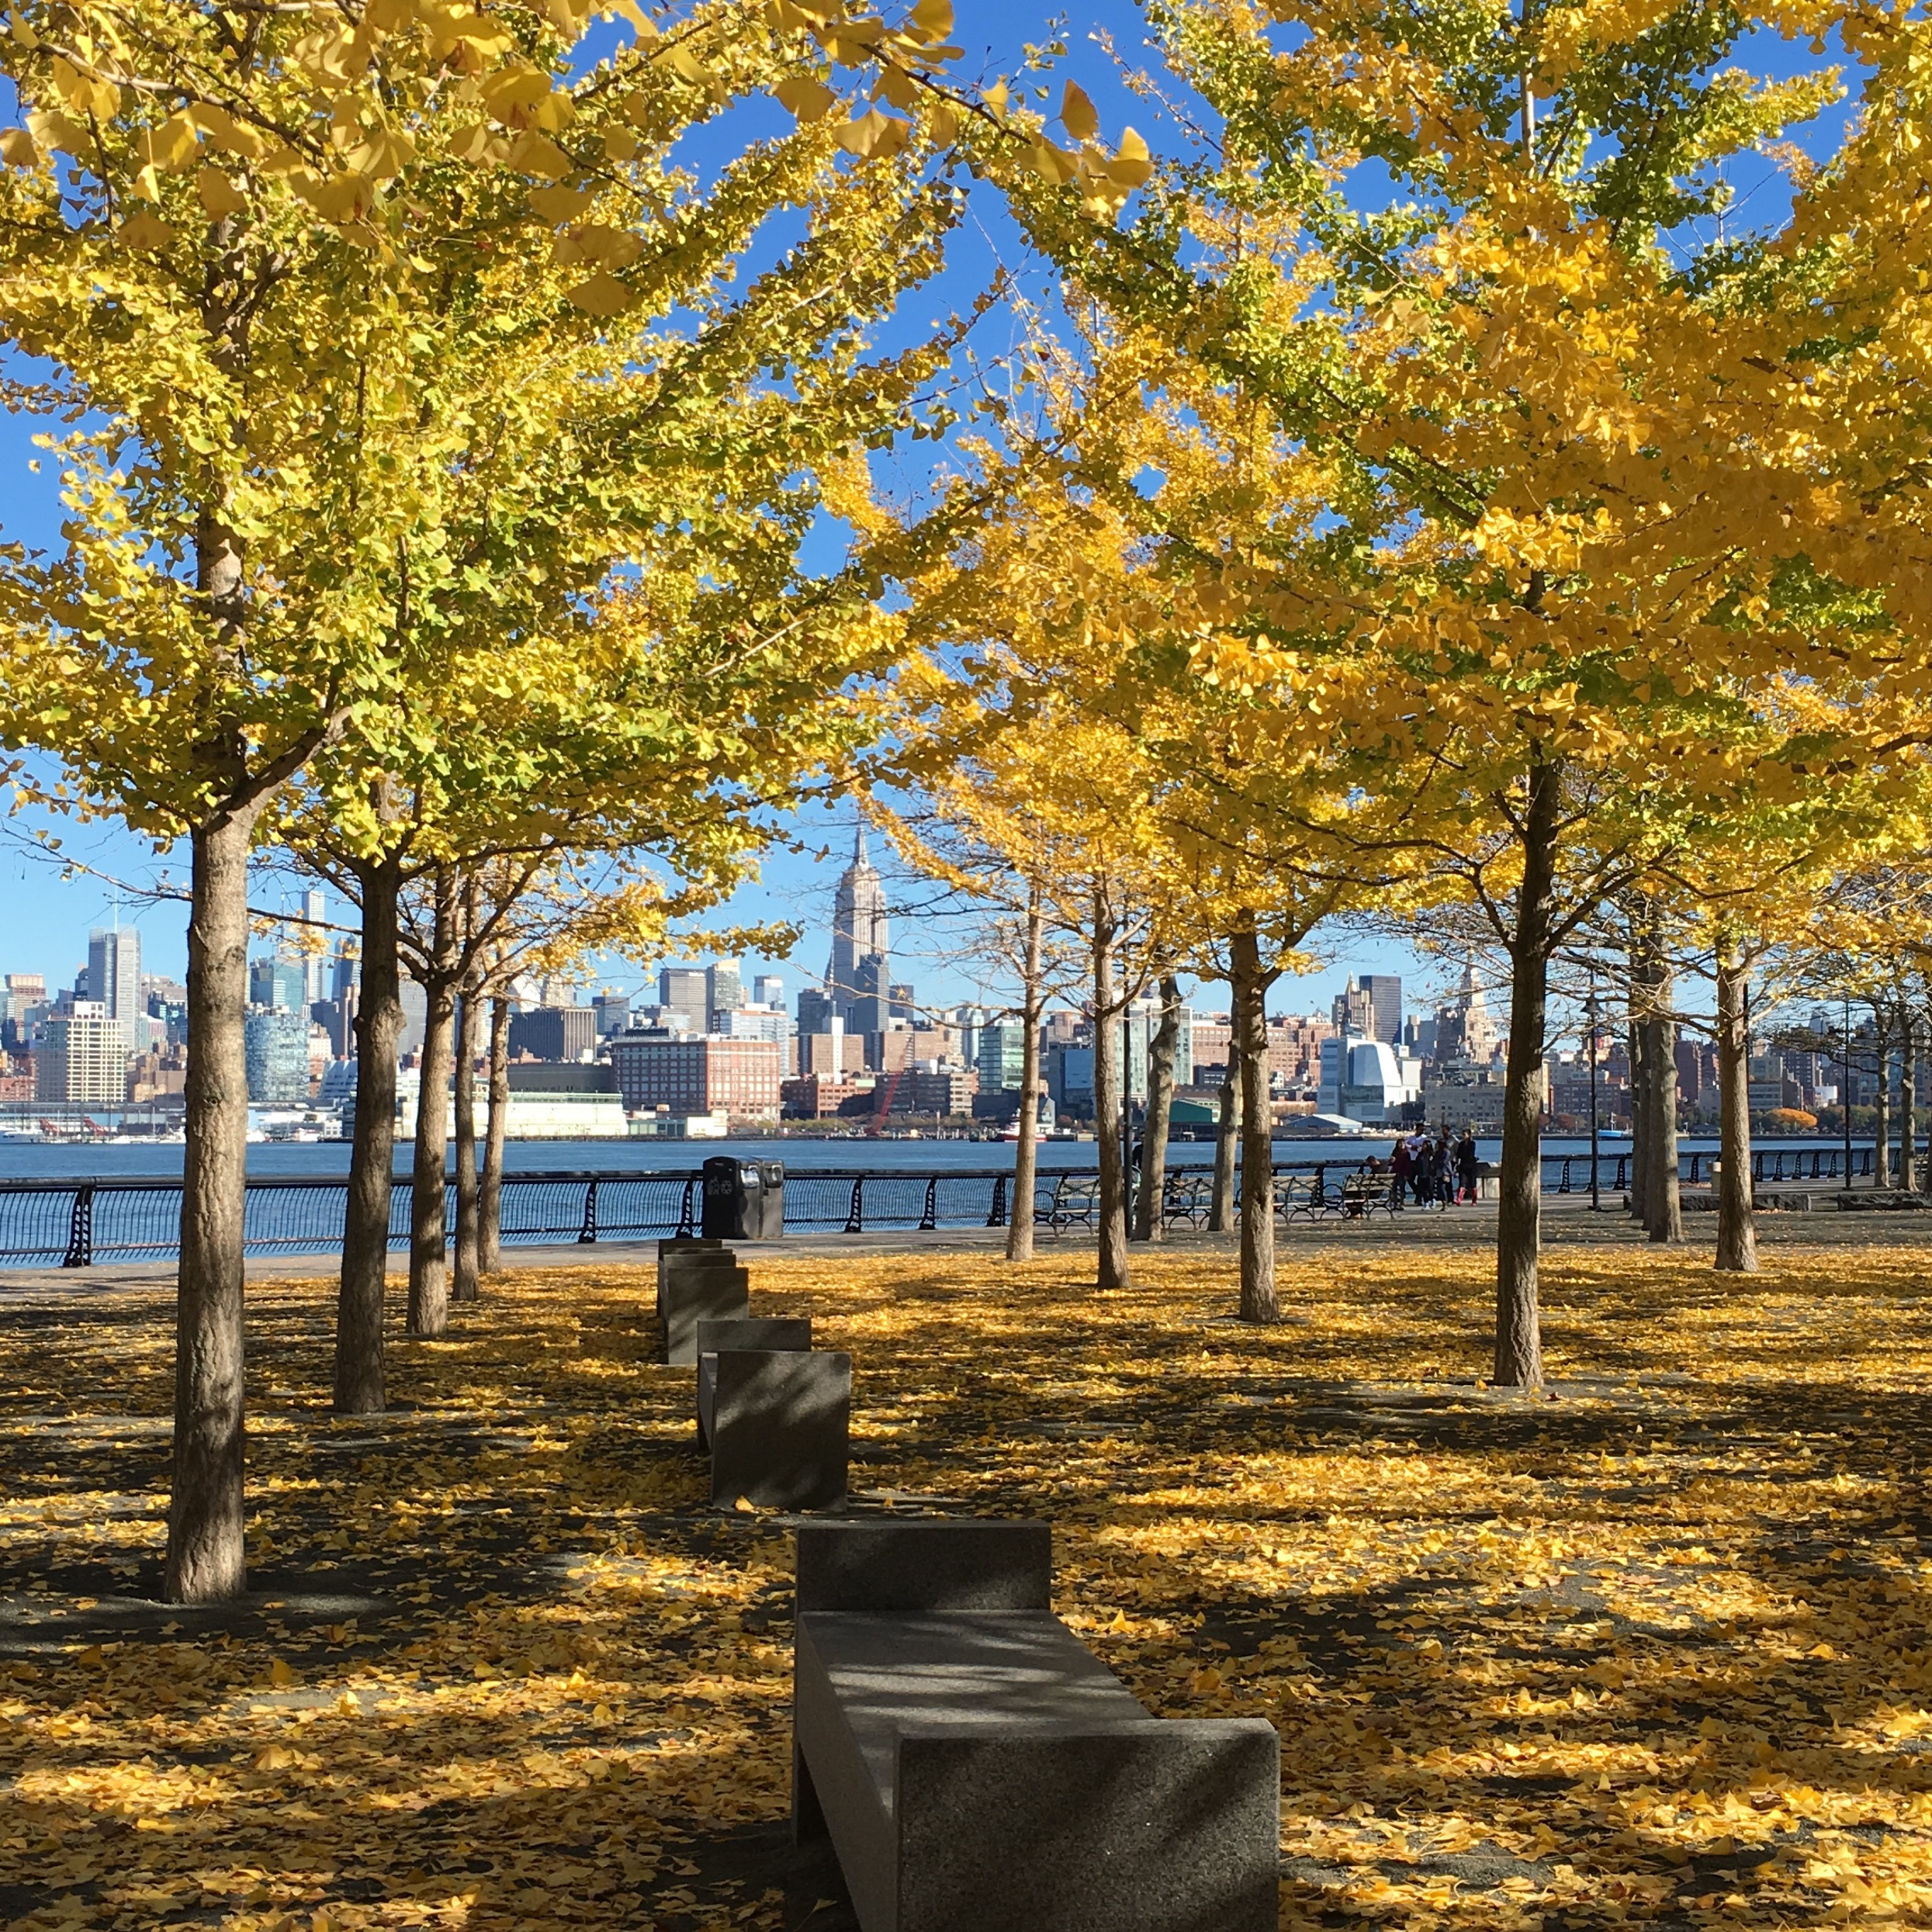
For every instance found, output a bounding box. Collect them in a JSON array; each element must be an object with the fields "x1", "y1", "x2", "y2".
[{"x1": 5, "y1": 0, "x2": 1932, "y2": 1600}]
